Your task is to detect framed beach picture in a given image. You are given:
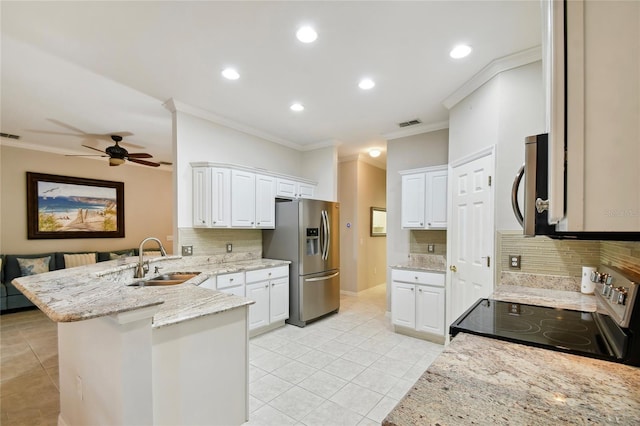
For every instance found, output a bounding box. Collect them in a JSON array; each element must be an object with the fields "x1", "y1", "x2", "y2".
[{"x1": 26, "y1": 172, "x2": 124, "y2": 239}]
